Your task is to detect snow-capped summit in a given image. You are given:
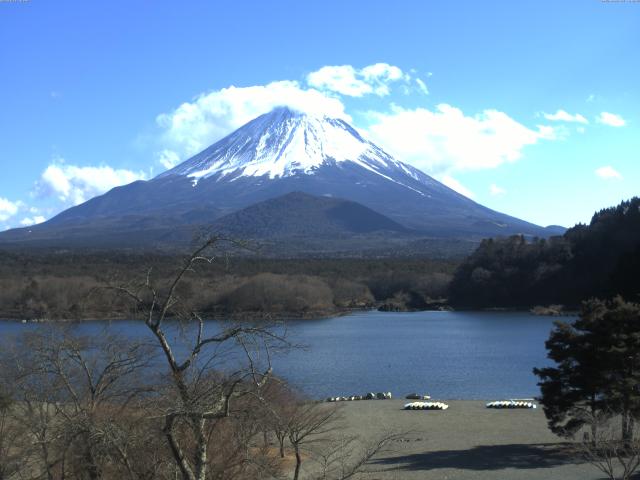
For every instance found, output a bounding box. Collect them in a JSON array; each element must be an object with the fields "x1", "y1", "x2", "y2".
[{"x1": 160, "y1": 106, "x2": 430, "y2": 193}]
